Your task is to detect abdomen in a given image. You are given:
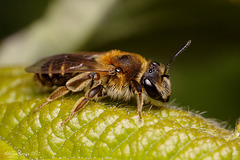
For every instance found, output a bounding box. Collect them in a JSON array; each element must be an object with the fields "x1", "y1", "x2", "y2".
[{"x1": 34, "y1": 73, "x2": 77, "y2": 87}]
